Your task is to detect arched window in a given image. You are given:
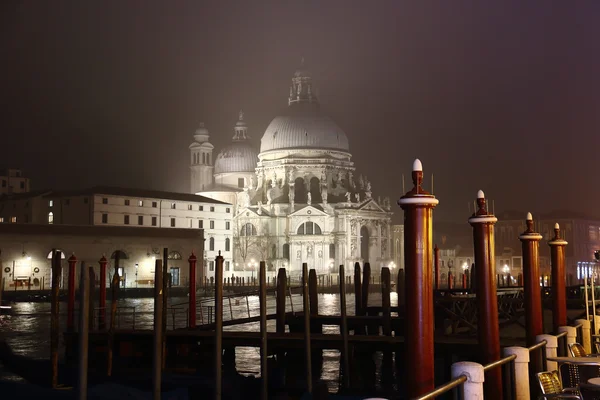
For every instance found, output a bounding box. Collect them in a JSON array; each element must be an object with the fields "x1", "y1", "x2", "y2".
[
  {"x1": 168, "y1": 251, "x2": 182, "y2": 260},
  {"x1": 209, "y1": 237, "x2": 215, "y2": 251},
  {"x1": 225, "y1": 238, "x2": 230, "y2": 252},
  {"x1": 48, "y1": 212, "x2": 54, "y2": 224},
  {"x1": 111, "y1": 250, "x2": 129, "y2": 260},
  {"x1": 297, "y1": 221, "x2": 322, "y2": 235},
  {"x1": 46, "y1": 250, "x2": 66, "y2": 259},
  {"x1": 240, "y1": 223, "x2": 257, "y2": 236}
]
